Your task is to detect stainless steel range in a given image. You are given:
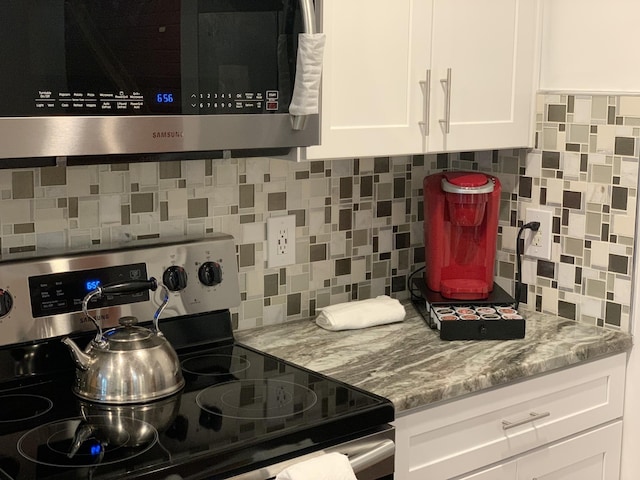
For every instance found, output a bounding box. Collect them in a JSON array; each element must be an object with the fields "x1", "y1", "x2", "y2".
[{"x1": 0, "y1": 234, "x2": 394, "y2": 479}]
